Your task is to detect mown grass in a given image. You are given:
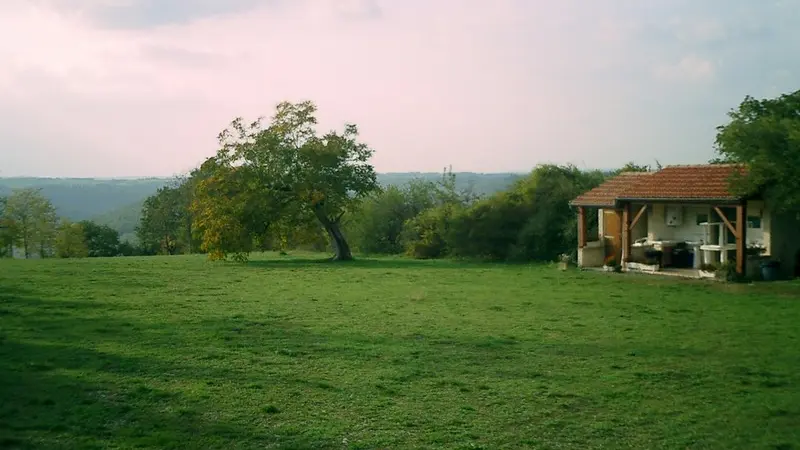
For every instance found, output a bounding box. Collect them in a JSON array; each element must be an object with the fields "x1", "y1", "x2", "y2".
[{"x1": 1, "y1": 253, "x2": 799, "y2": 449}]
